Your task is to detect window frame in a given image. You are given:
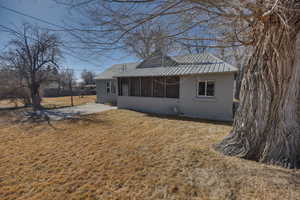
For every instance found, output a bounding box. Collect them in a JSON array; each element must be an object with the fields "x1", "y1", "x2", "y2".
[
  {"x1": 197, "y1": 80, "x2": 215, "y2": 97},
  {"x1": 141, "y1": 77, "x2": 153, "y2": 97},
  {"x1": 165, "y1": 76, "x2": 180, "y2": 98},
  {"x1": 129, "y1": 77, "x2": 141, "y2": 97},
  {"x1": 118, "y1": 76, "x2": 180, "y2": 99},
  {"x1": 106, "y1": 80, "x2": 111, "y2": 95},
  {"x1": 120, "y1": 78, "x2": 129, "y2": 96},
  {"x1": 153, "y1": 77, "x2": 166, "y2": 98},
  {"x1": 111, "y1": 80, "x2": 116, "y2": 94}
]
